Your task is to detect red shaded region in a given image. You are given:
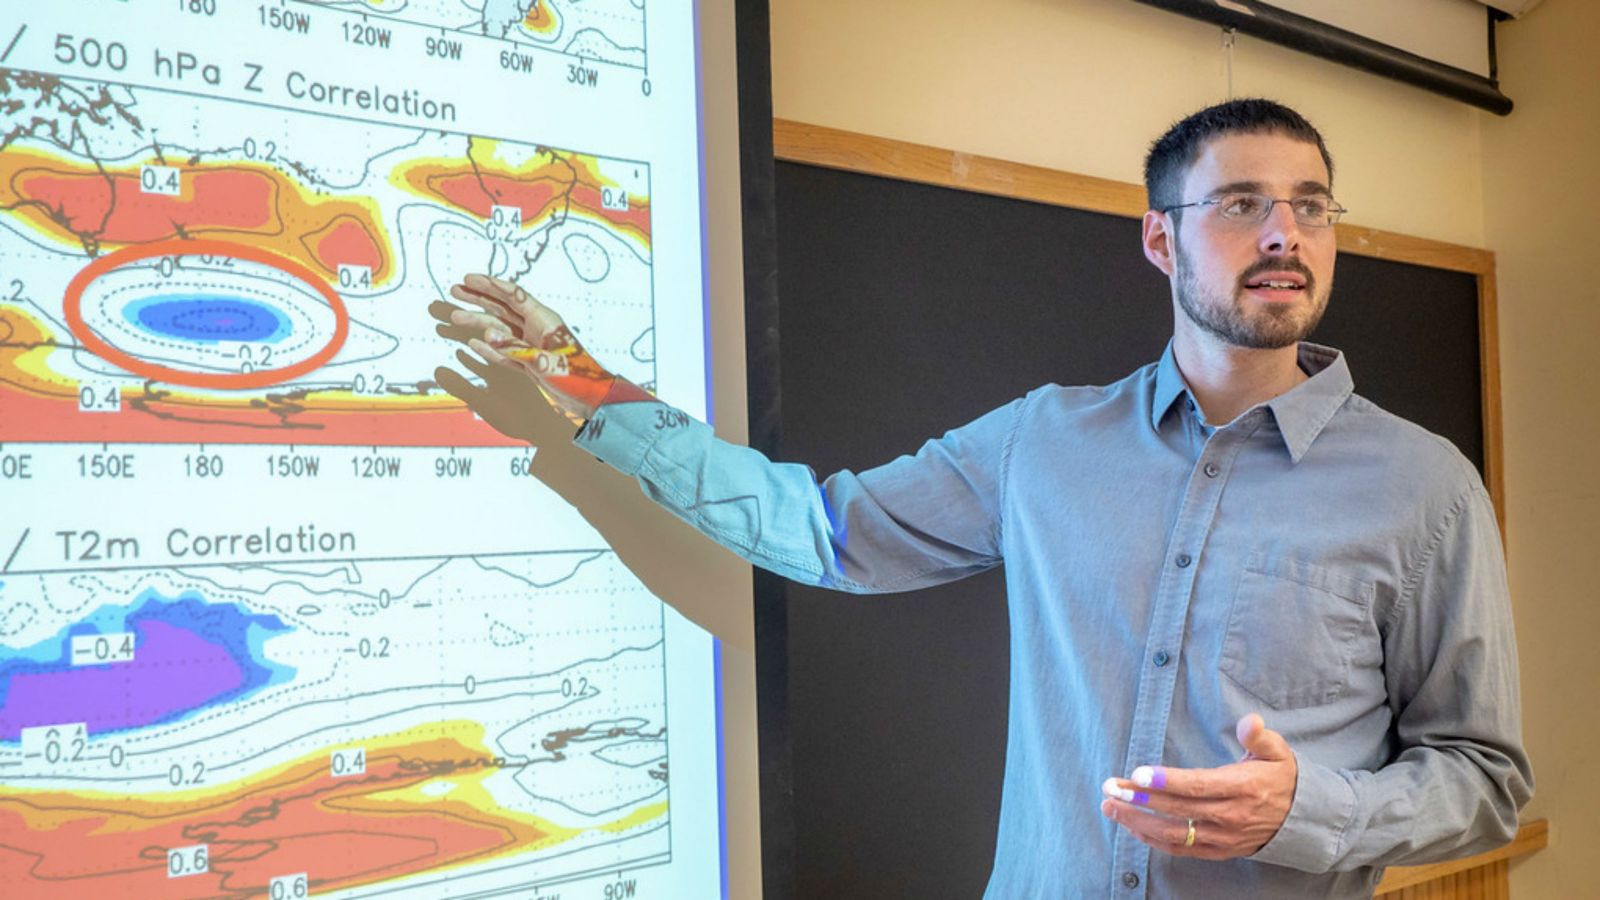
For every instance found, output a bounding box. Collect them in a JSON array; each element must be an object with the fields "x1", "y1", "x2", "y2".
[
  {"x1": 0, "y1": 742, "x2": 553, "y2": 897},
  {"x1": 304, "y1": 215, "x2": 384, "y2": 275},
  {"x1": 15, "y1": 167, "x2": 279, "y2": 244},
  {"x1": 571, "y1": 184, "x2": 651, "y2": 240},
  {"x1": 429, "y1": 173, "x2": 561, "y2": 223},
  {"x1": 0, "y1": 384, "x2": 523, "y2": 446}
]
